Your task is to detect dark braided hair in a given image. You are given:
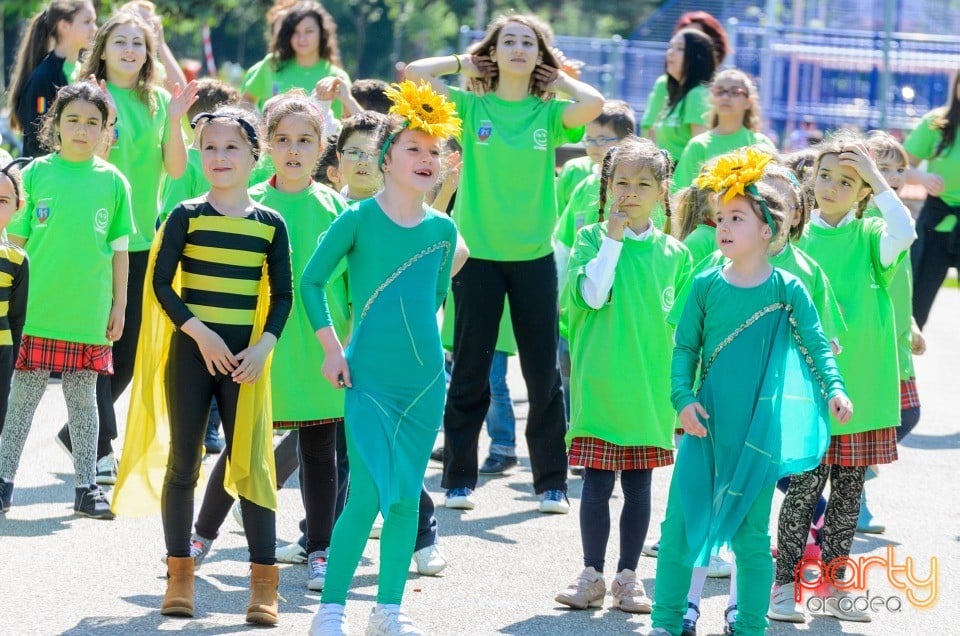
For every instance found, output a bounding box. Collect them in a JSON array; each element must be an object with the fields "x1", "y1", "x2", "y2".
[{"x1": 597, "y1": 135, "x2": 672, "y2": 224}]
